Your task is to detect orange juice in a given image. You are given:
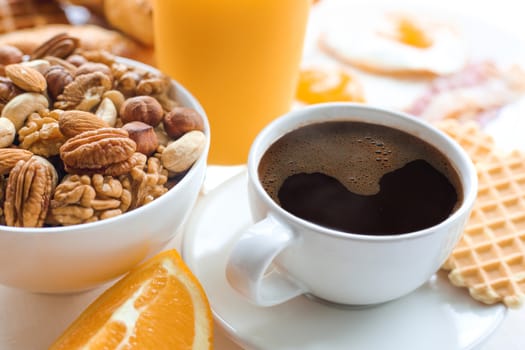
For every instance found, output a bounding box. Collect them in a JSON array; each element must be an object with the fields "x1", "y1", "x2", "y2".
[{"x1": 153, "y1": 0, "x2": 311, "y2": 164}]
